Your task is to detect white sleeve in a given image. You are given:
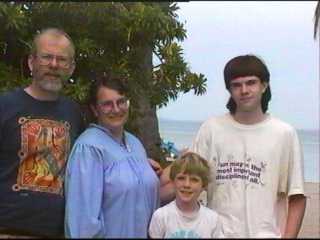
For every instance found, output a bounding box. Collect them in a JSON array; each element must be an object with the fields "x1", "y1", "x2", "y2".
[
  {"x1": 190, "y1": 121, "x2": 213, "y2": 161},
  {"x1": 211, "y1": 215, "x2": 225, "y2": 238},
  {"x1": 148, "y1": 209, "x2": 166, "y2": 238},
  {"x1": 287, "y1": 129, "x2": 305, "y2": 196},
  {"x1": 191, "y1": 121, "x2": 217, "y2": 205}
]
